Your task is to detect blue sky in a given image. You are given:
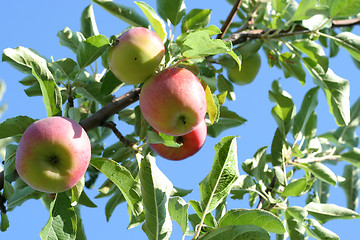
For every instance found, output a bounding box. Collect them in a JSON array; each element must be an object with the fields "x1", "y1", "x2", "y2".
[{"x1": 1, "y1": 0, "x2": 360, "y2": 239}]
